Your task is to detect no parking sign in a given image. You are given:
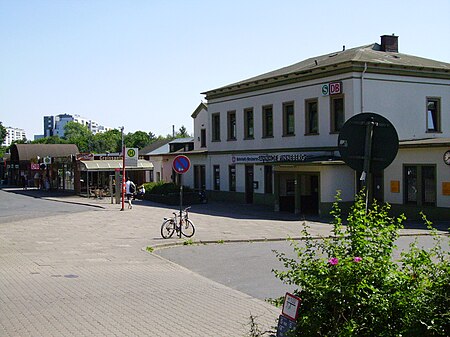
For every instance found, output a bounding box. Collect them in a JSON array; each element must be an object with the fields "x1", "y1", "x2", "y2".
[{"x1": 172, "y1": 155, "x2": 191, "y2": 174}]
